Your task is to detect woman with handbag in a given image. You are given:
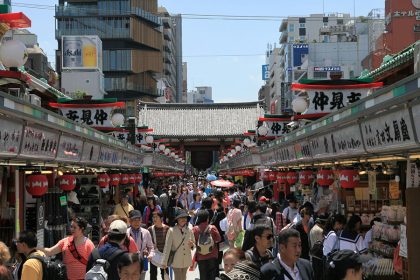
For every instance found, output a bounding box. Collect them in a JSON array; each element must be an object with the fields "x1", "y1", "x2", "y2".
[
  {"x1": 40, "y1": 217, "x2": 95, "y2": 280},
  {"x1": 148, "y1": 212, "x2": 170, "y2": 280},
  {"x1": 226, "y1": 199, "x2": 244, "y2": 248},
  {"x1": 162, "y1": 209, "x2": 195, "y2": 280}
]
